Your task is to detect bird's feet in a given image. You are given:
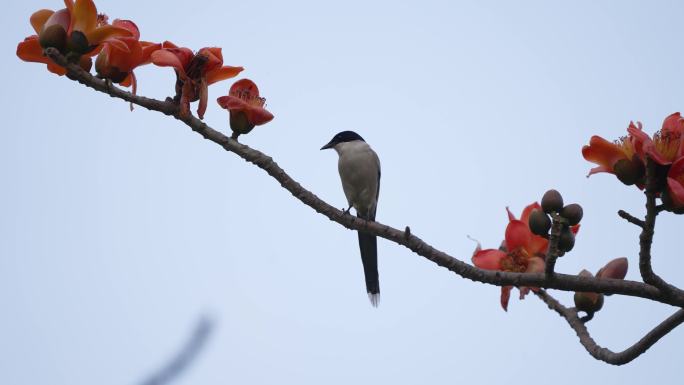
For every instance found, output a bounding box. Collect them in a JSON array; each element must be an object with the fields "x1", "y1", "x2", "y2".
[{"x1": 341, "y1": 205, "x2": 353, "y2": 215}]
